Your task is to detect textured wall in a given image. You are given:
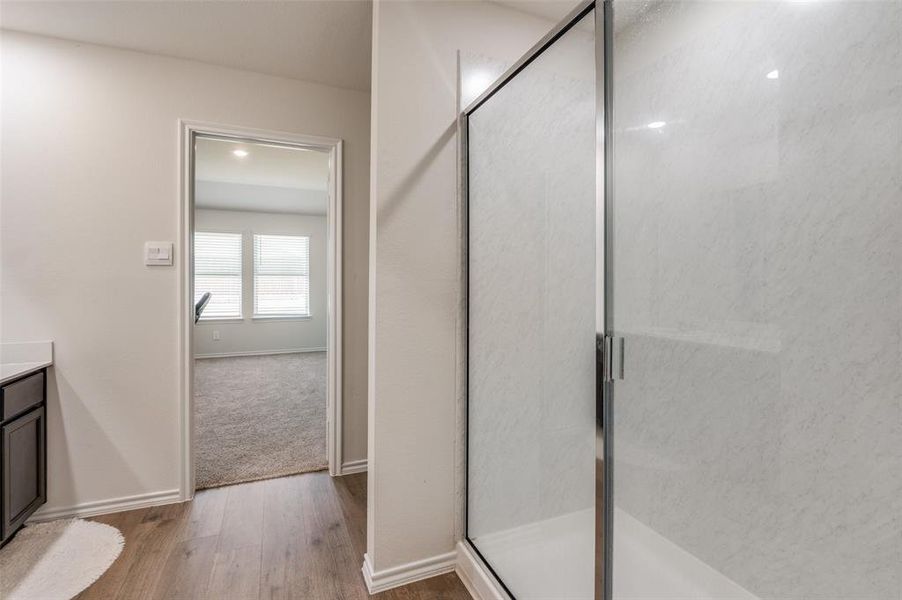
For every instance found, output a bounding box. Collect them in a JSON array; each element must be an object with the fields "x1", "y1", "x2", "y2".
[
  {"x1": 0, "y1": 31, "x2": 371, "y2": 514},
  {"x1": 367, "y1": 0, "x2": 564, "y2": 574},
  {"x1": 611, "y1": 2, "x2": 902, "y2": 597}
]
